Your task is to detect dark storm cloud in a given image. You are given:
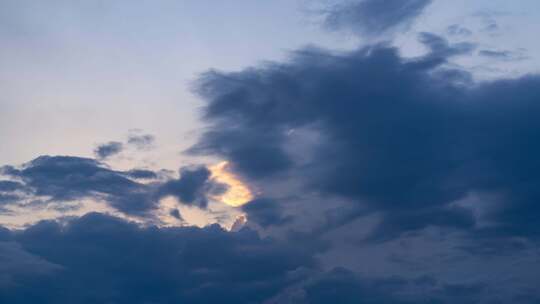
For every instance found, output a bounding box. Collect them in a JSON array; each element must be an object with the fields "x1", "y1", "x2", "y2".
[
  {"x1": 0, "y1": 180, "x2": 26, "y2": 192},
  {"x1": 192, "y1": 34, "x2": 540, "y2": 241},
  {"x1": 188, "y1": 128, "x2": 292, "y2": 178},
  {"x1": 0, "y1": 227, "x2": 10, "y2": 241},
  {"x1": 300, "y1": 268, "x2": 493, "y2": 304},
  {"x1": 1, "y1": 156, "x2": 222, "y2": 215},
  {"x1": 368, "y1": 205, "x2": 476, "y2": 242},
  {"x1": 242, "y1": 198, "x2": 292, "y2": 228},
  {"x1": 157, "y1": 166, "x2": 224, "y2": 209},
  {"x1": 94, "y1": 141, "x2": 123, "y2": 159},
  {"x1": 3, "y1": 214, "x2": 517, "y2": 303},
  {"x1": 302, "y1": 268, "x2": 411, "y2": 304},
  {"x1": 323, "y1": 0, "x2": 432, "y2": 37},
  {"x1": 1, "y1": 155, "x2": 154, "y2": 215},
  {"x1": 0, "y1": 242, "x2": 61, "y2": 290},
  {"x1": 0, "y1": 213, "x2": 316, "y2": 303}
]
